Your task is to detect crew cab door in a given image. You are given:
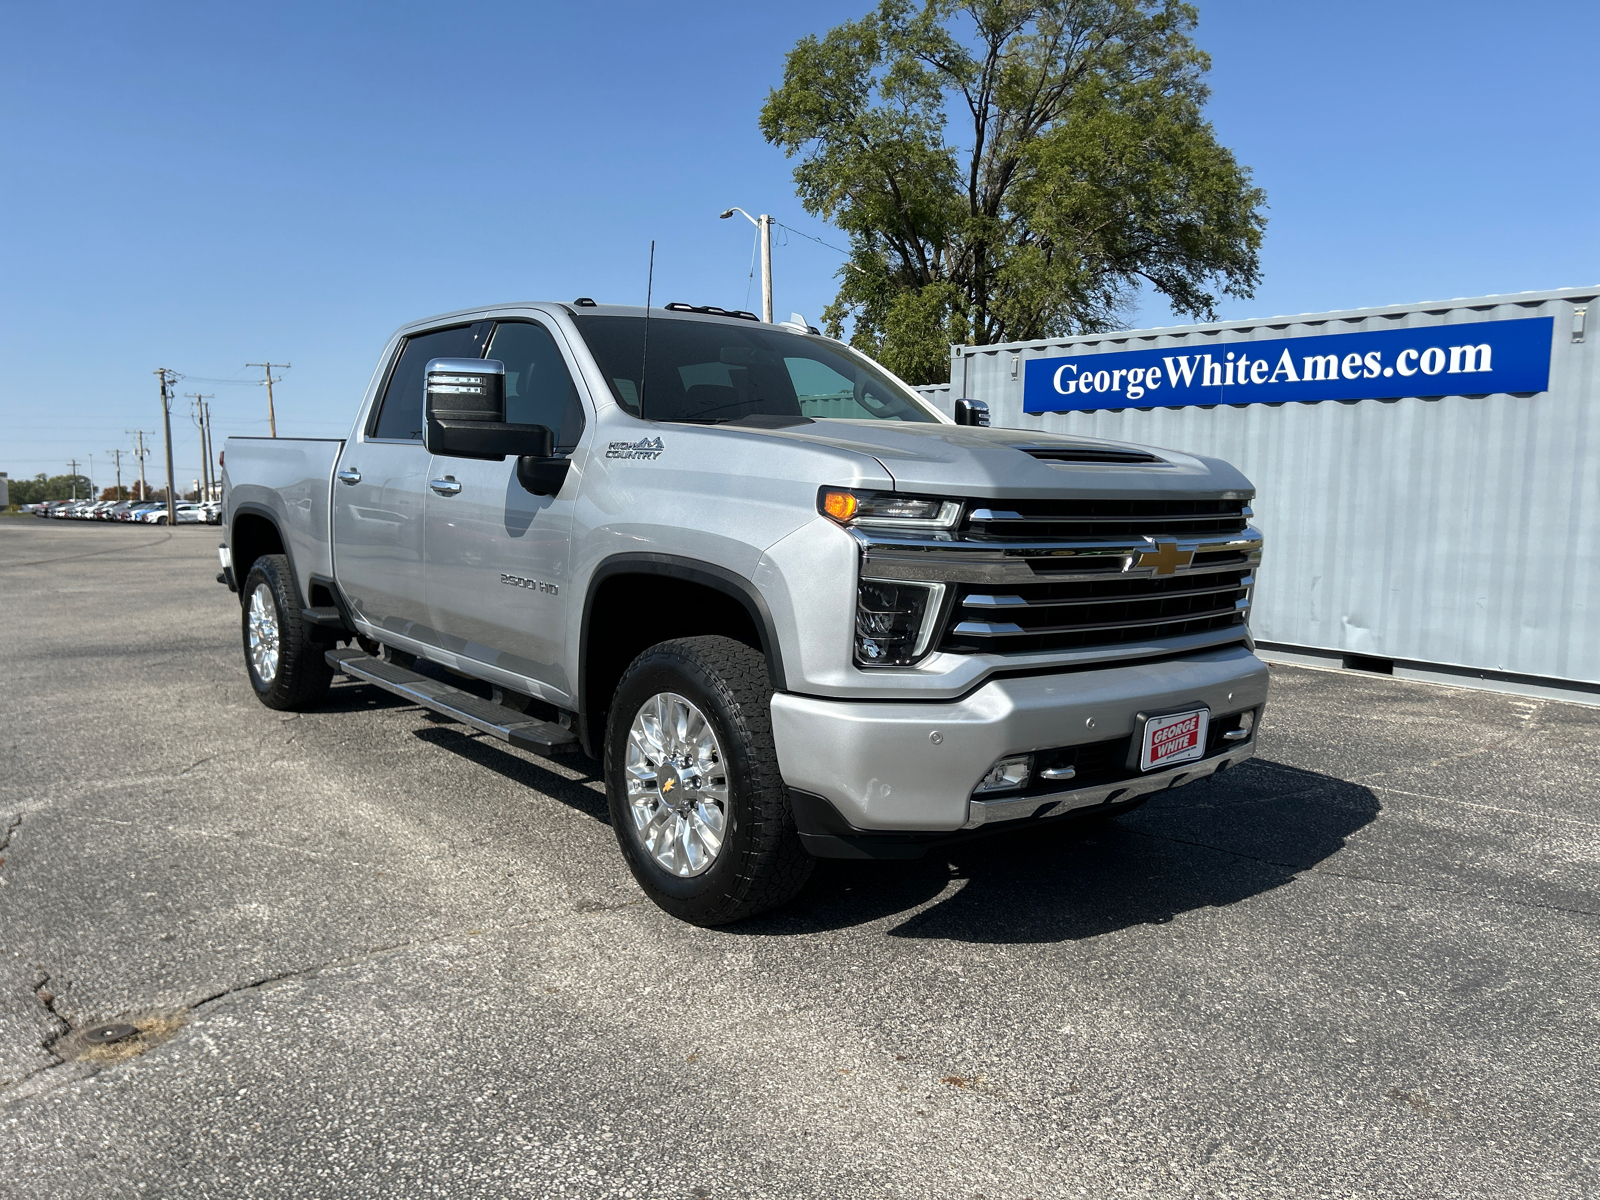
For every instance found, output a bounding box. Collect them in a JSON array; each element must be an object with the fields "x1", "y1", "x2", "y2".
[
  {"x1": 423, "y1": 317, "x2": 588, "y2": 700},
  {"x1": 333, "y1": 321, "x2": 491, "y2": 648}
]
